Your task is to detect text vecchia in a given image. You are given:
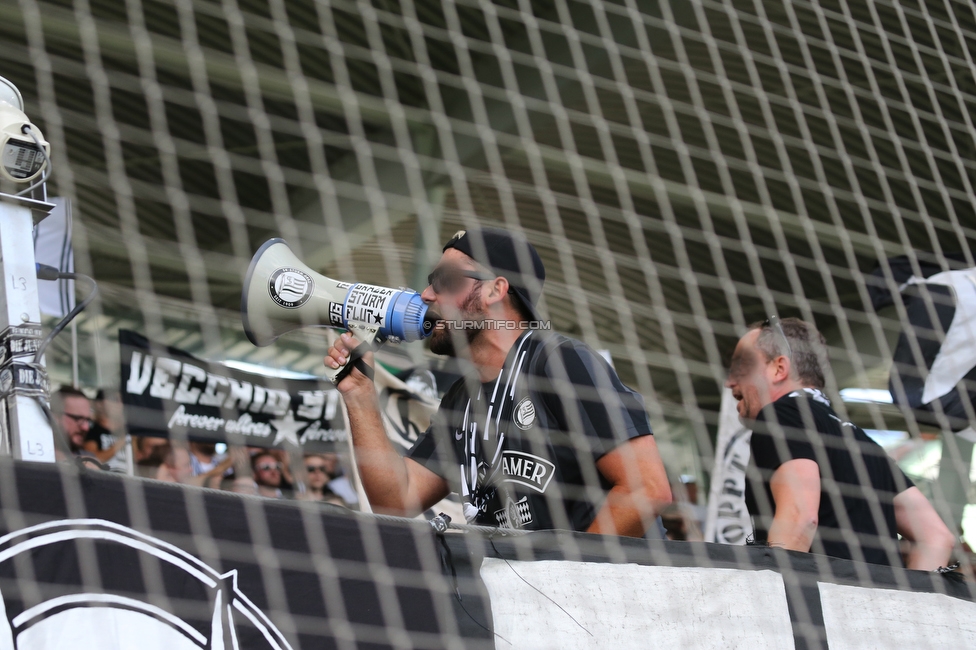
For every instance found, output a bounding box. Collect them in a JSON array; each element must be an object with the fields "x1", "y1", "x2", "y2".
[{"x1": 125, "y1": 351, "x2": 341, "y2": 419}]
